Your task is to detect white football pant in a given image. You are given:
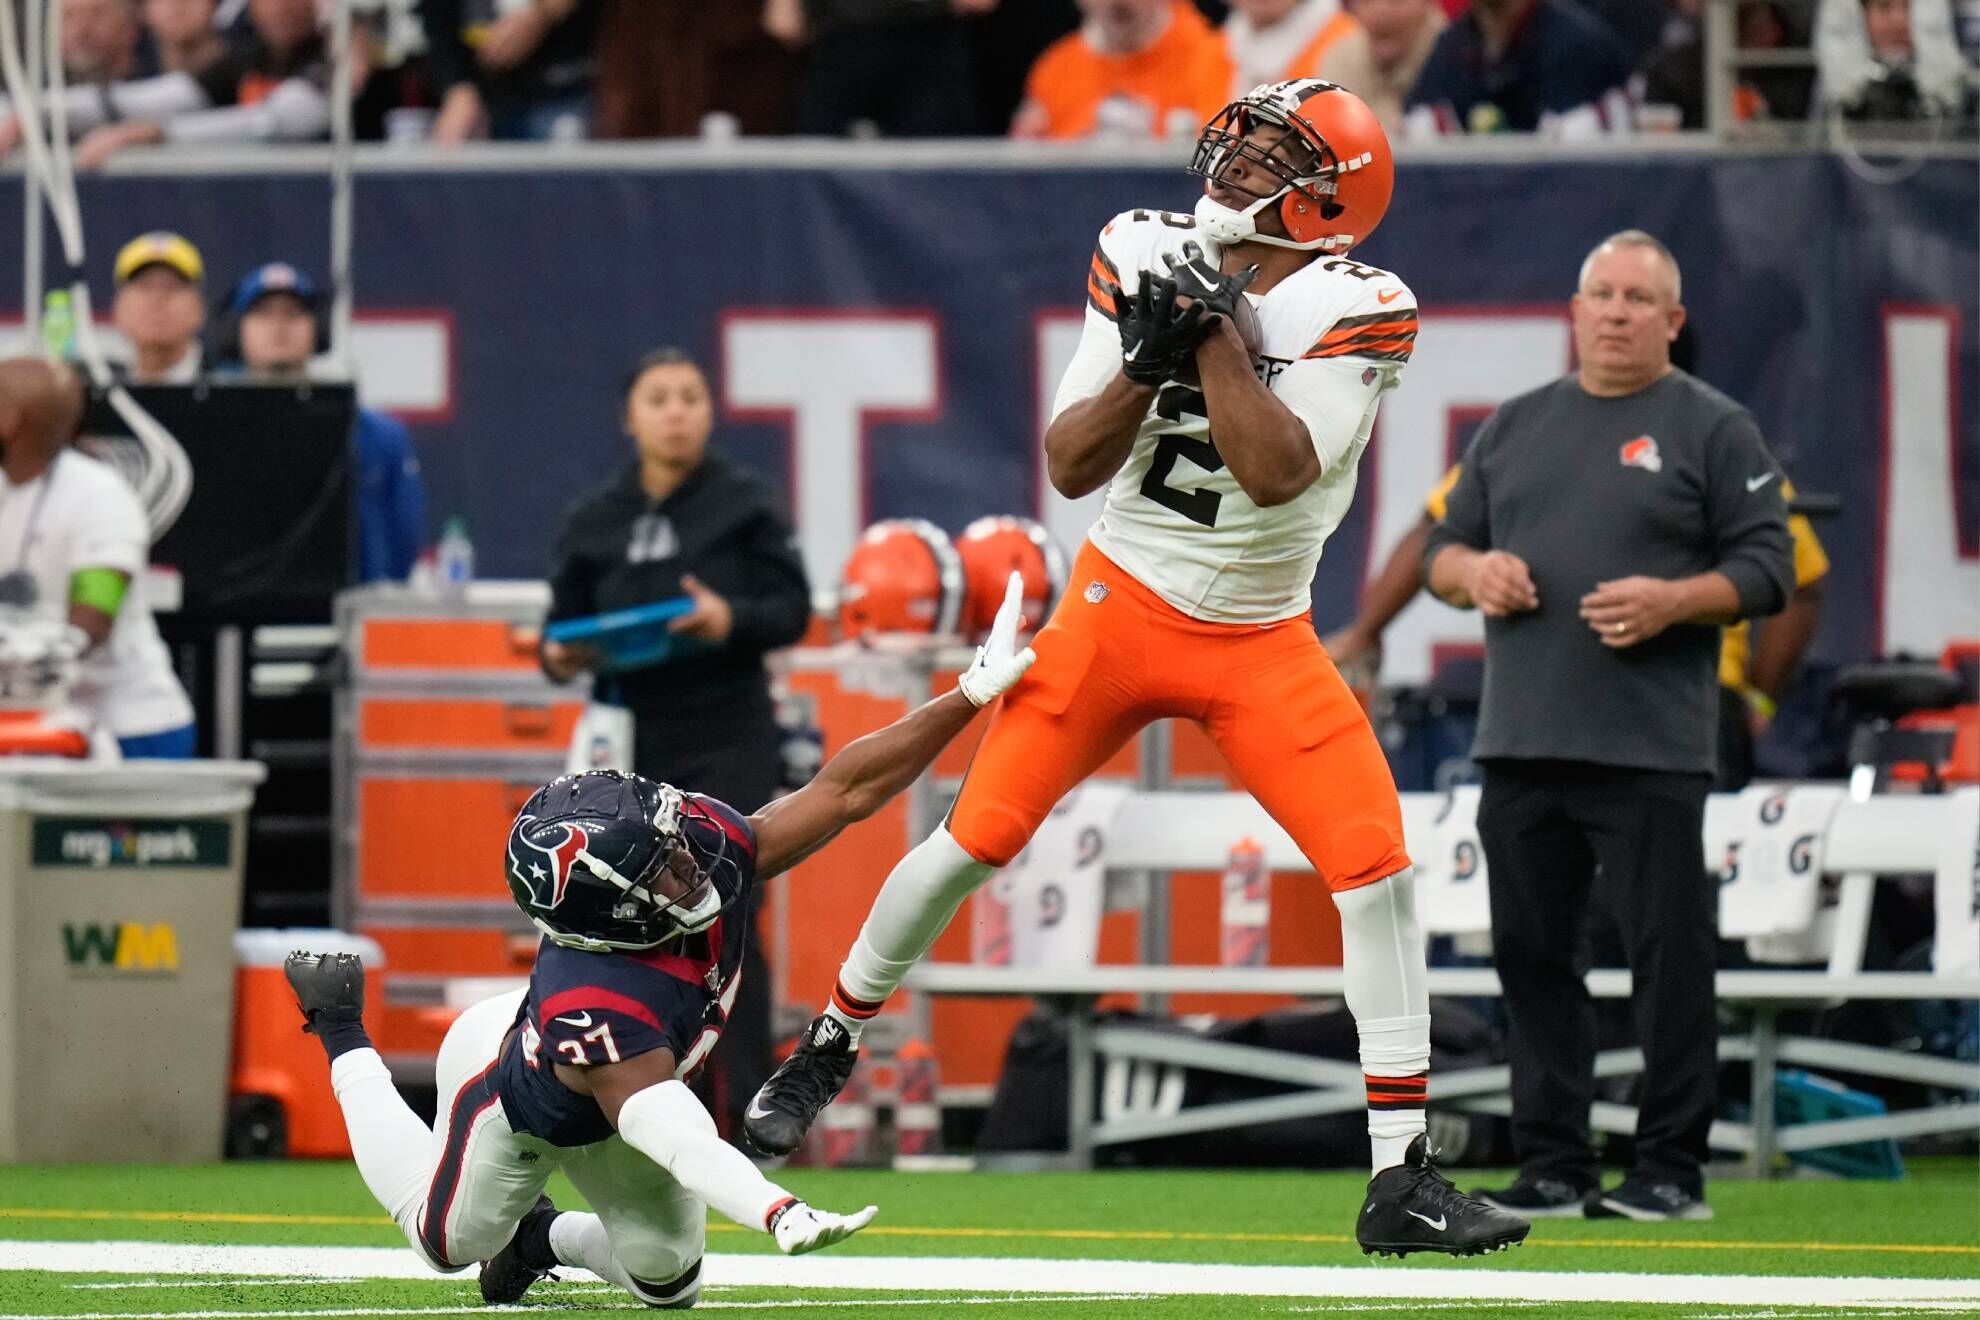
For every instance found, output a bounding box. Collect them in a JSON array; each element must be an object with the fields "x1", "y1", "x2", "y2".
[{"x1": 330, "y1": 989, "x2": 704, "y2": 1306}]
